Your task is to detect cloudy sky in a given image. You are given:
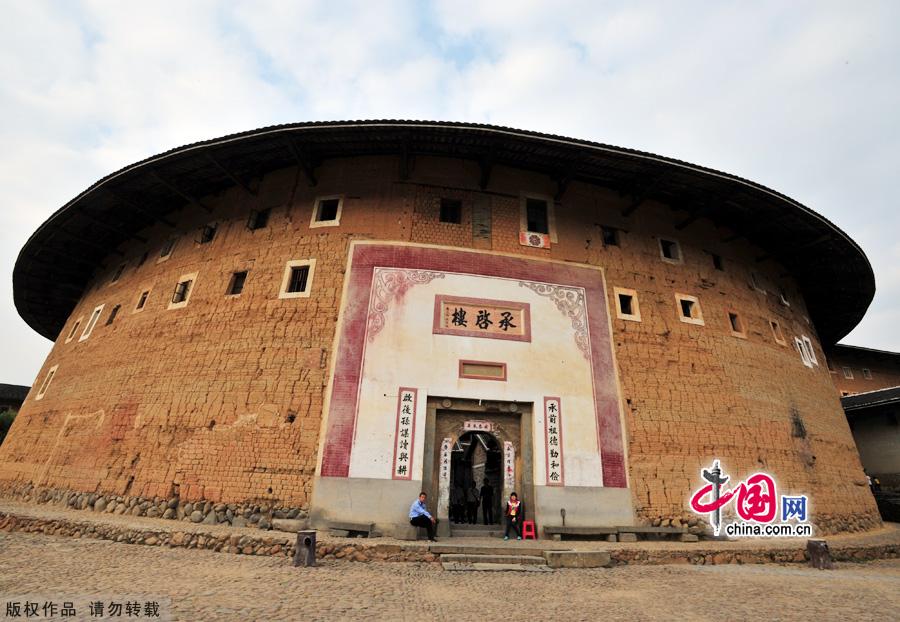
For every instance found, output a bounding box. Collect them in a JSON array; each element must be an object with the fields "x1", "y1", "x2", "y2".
[{"x1": 1, "y1": 1, "x2": 898, "y2": 386}]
